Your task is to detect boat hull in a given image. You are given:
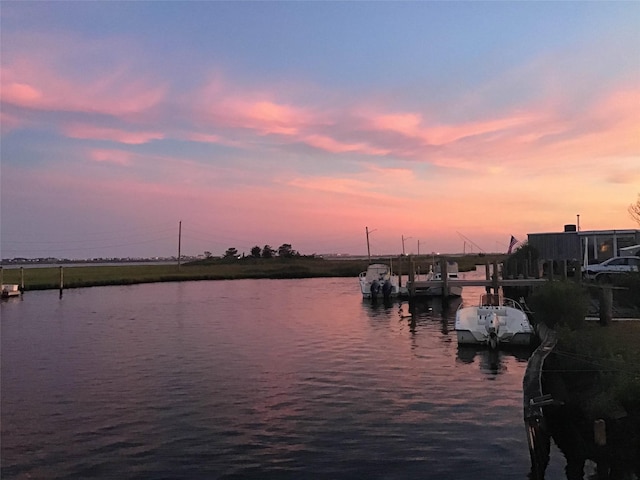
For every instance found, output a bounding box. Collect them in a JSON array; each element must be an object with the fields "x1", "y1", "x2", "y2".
[
  {"x1": 455, "y1": 297, "x2": 533, "y2": 348},
  {"x1": 456, "y1": 329, "x2": 533, "y2": 346}
]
